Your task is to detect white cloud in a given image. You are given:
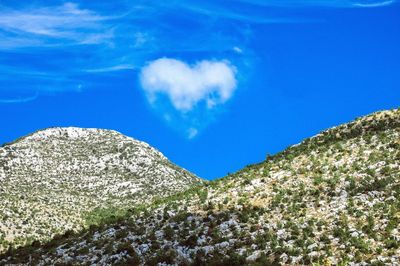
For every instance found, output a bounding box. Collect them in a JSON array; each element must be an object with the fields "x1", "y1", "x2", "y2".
[
  {"x1": 235, "y1": 0, "x2": 397, "y2": 8},
  {"x1": 85, "y1": 64, "x2": 136, "y2": 73},
  {"x1": 233, "y1": 46, "x2": 243, "y2": 54},
  {"x1": 353, "y1": 0, "x2": 395, "y2": 7},
  {"x1": 139, "y1": 58, "x2": 237, "y2": 111},
  {"x1": 0, "y1": 92, "x2": 38, "y2": 104},
  {"x1": 187, "y1": 128, "x2": 199, "y2": 139},
  {"x1": 0, "y1": 2, "x2": 111, "y2": 47}
]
